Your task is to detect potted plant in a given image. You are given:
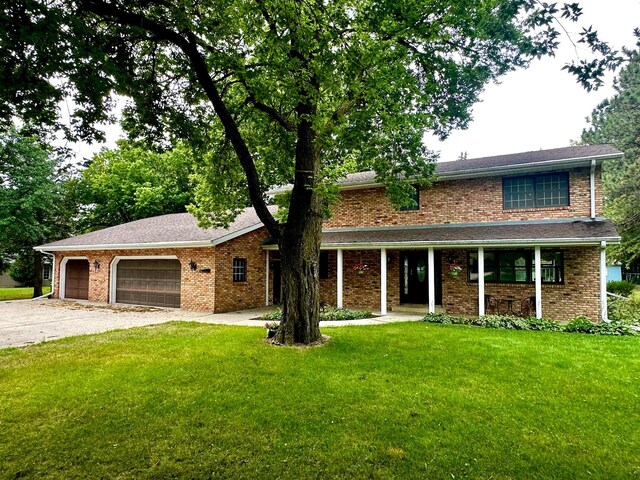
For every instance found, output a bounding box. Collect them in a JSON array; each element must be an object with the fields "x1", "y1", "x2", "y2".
[
  {"x1": 449, "y1": 263, "x2": 462, "y2": 277},
  {"x1": 265, "y1": 322, "x2": 279, "y2": 338},
  {"x1": 353, "y1": 263, "x2": 369, "y2": 275}
]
